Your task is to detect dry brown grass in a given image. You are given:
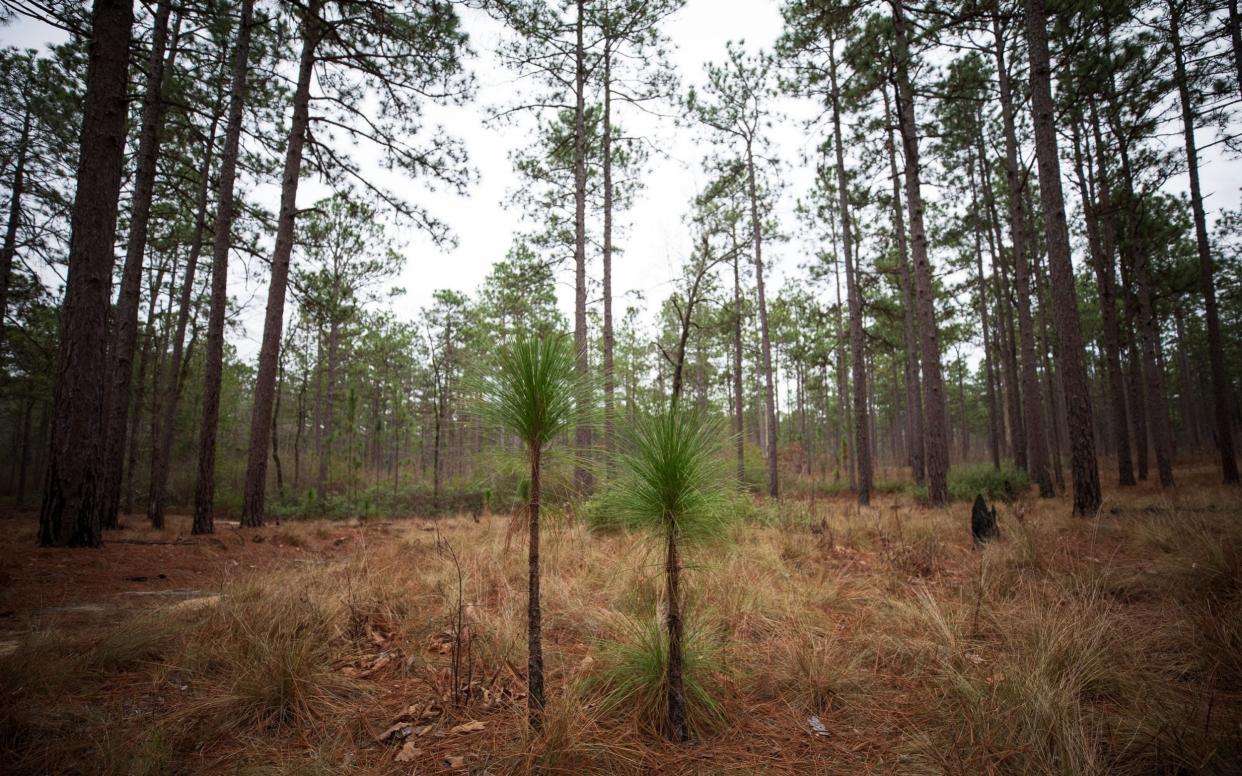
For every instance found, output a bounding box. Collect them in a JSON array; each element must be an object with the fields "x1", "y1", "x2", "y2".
[{"x1": 0, "y1": 465, "x2": 1240, "y2": 773}]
